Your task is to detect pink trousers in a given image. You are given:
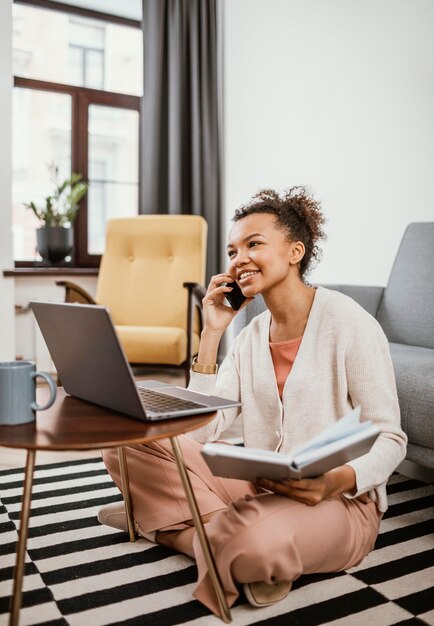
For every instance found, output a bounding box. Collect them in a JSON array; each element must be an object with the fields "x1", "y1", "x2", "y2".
[{"x1": 102, "y1": 435, "x2": 382, "y2": 615}]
